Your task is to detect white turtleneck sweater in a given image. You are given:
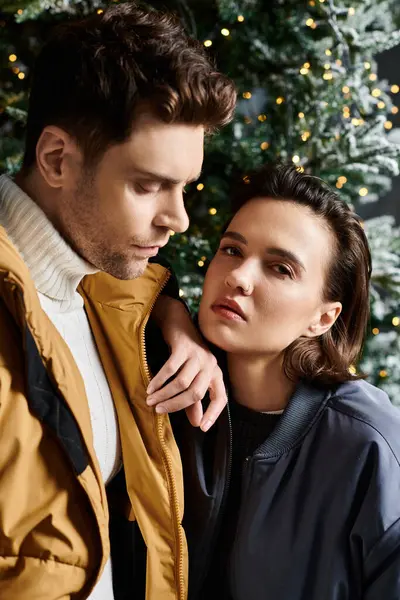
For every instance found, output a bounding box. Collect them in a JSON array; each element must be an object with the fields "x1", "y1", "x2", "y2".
[{"x1": 0, "y1": 174, "x2": 120, "y2": 600}]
